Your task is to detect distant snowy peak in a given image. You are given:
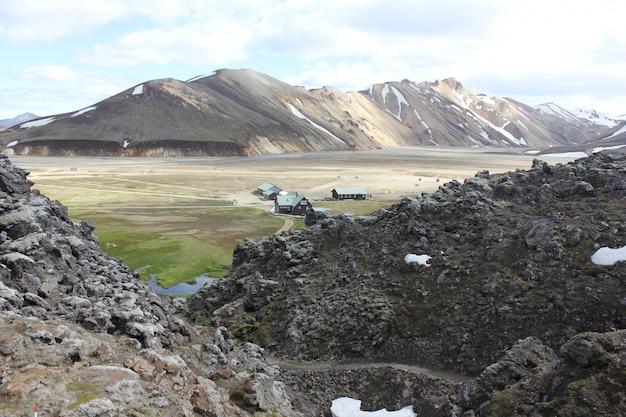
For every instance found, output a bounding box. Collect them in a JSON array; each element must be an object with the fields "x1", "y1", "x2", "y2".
[
  {"x1": 573, "y1": 108, "x2": 622, "y2": 128},
  {"x1": 0, "y1": 113, "x2": 39, "y2": 129},
  {"x1": 535, "y1": 103, "x2": 621, "y2": 128}
]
